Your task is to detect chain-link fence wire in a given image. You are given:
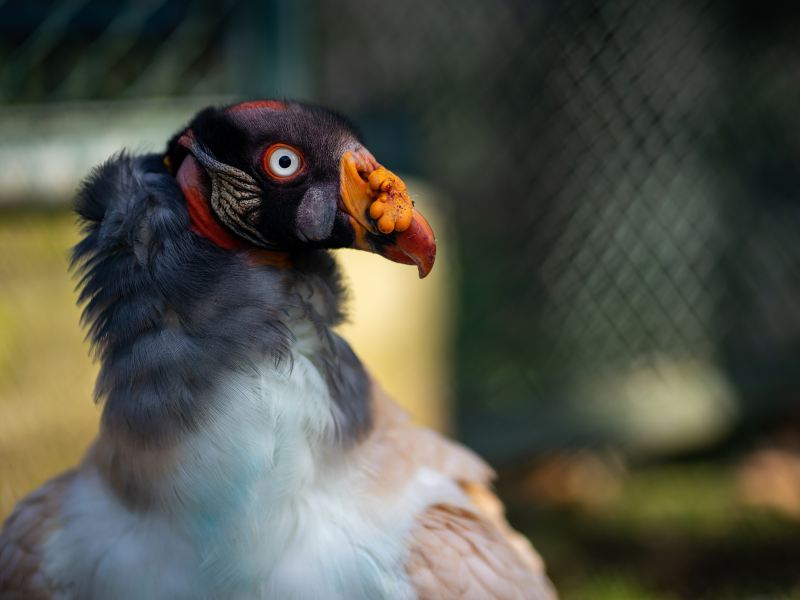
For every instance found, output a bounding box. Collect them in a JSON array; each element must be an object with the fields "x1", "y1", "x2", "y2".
[
  {"x1": 317, "y1": 0, "x2": 800, "y2": 460},
  {"x1": 0, "y1": 0, "x2": 242, "y2": 102},
  {"x1": 2, "y1": 0, "x2": 800, "y2": 461}
]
